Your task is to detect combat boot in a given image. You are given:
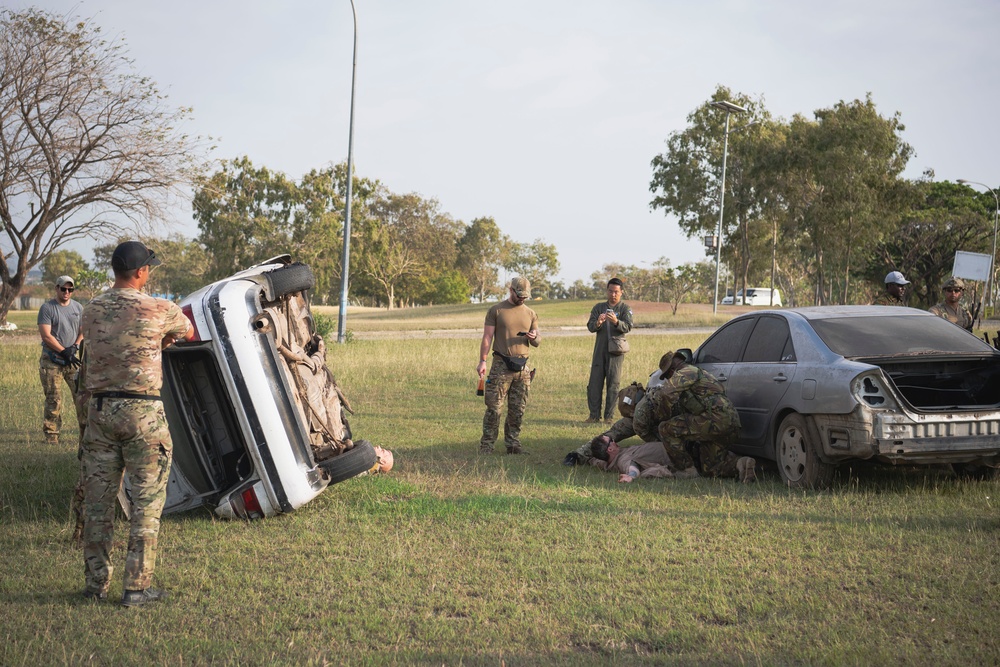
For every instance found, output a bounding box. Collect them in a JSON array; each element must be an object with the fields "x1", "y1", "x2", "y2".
[
  {"x1": 82, "y1": 588, "x2": 108, "y2": 602},
  {"x1": 673, "y1": 467, "x2": 700, "y2": 480},
  {"x1": 121, "y1": 588, "x2": 168, "y2": 608},
  {"x1": 737, "y1": 456, "x2": 757, "y2": 484}
]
